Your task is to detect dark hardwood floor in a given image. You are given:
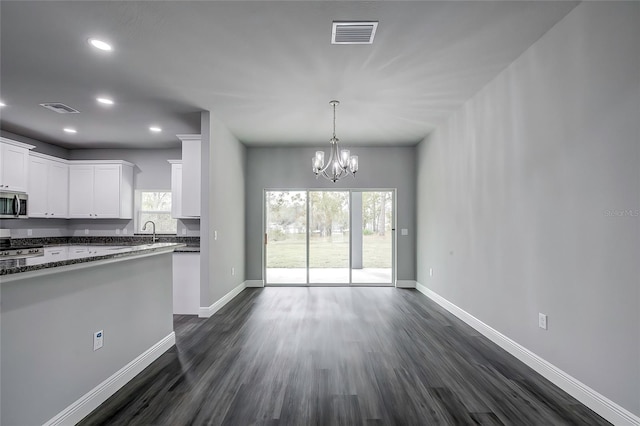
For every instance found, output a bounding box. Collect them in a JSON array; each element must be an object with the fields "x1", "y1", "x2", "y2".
[{"x1": 79, "y1": 287, "x2": 610, "y2": 425}]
